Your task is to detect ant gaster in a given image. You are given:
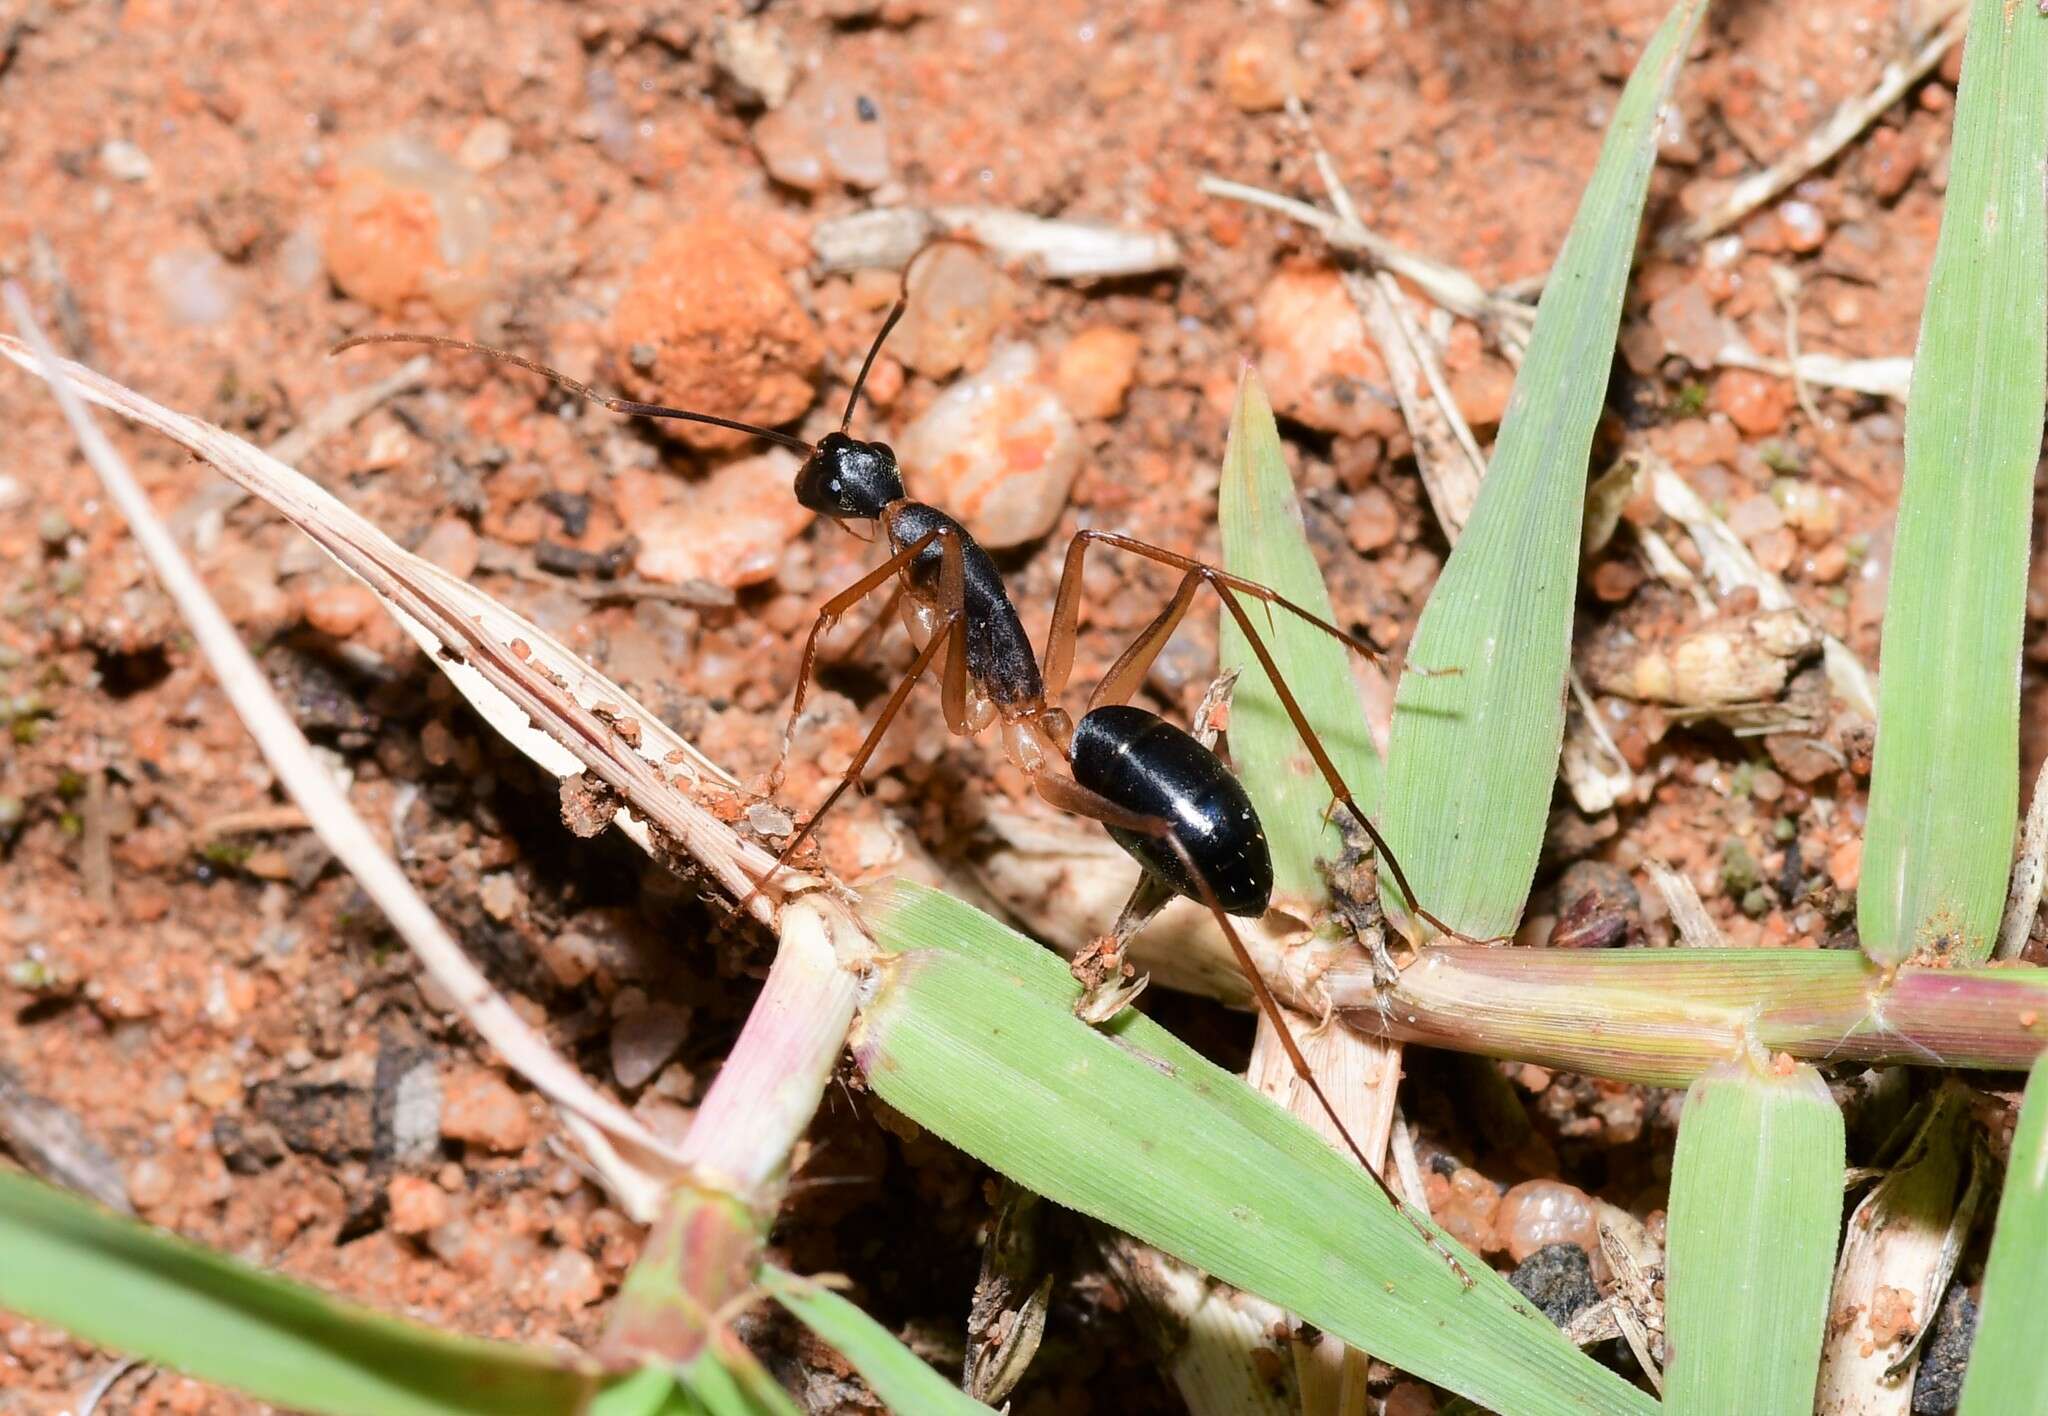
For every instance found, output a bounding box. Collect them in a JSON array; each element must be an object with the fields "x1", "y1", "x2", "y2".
[{"x1": 336, "y1": 243, "x2": 1479, "y2": 1285}]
